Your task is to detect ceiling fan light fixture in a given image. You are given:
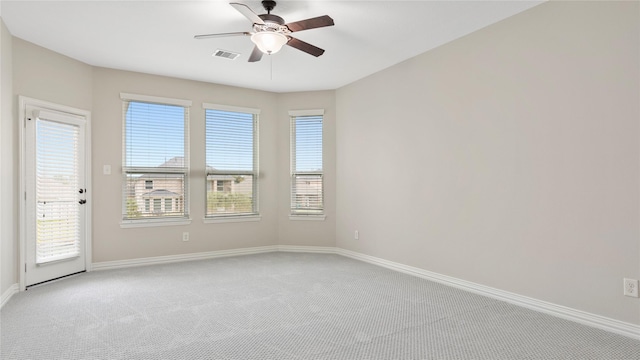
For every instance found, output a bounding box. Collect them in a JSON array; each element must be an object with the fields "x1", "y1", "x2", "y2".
[{"x1": 251, "y1": 31, "x2": 288, "y2": 54}]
